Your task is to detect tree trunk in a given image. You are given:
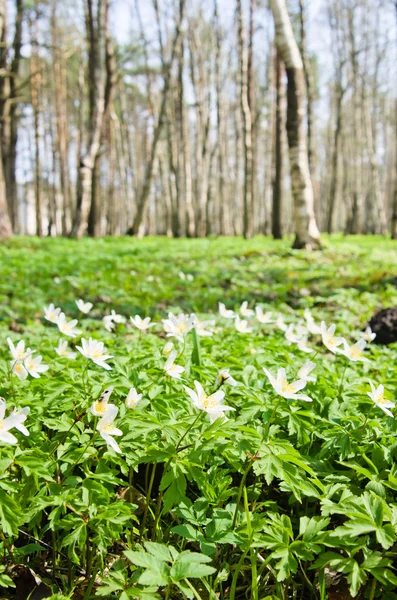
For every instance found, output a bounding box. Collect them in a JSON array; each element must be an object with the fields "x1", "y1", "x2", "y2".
[
  {"x1": 326, "y1": 80, "x2": 344, "y2": 233},
  {"x1": 128, "y1": 0, "x2": 186, "y2": 237},
  {"x1": 0, "y1": 0, "x2": 12, "y2": 237},
  {"x1": 272, "y1": 50, "x2": 284, "y2": 239},
  {"x1": 270, "y1": 0, "x2": 321, "y2": 249},
  {"x1": 70, "y1": 0, "x2": 109, "y2": 239},
  {"x1": 237, "y1": 0, "x2": 253, "y2": 239}
]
